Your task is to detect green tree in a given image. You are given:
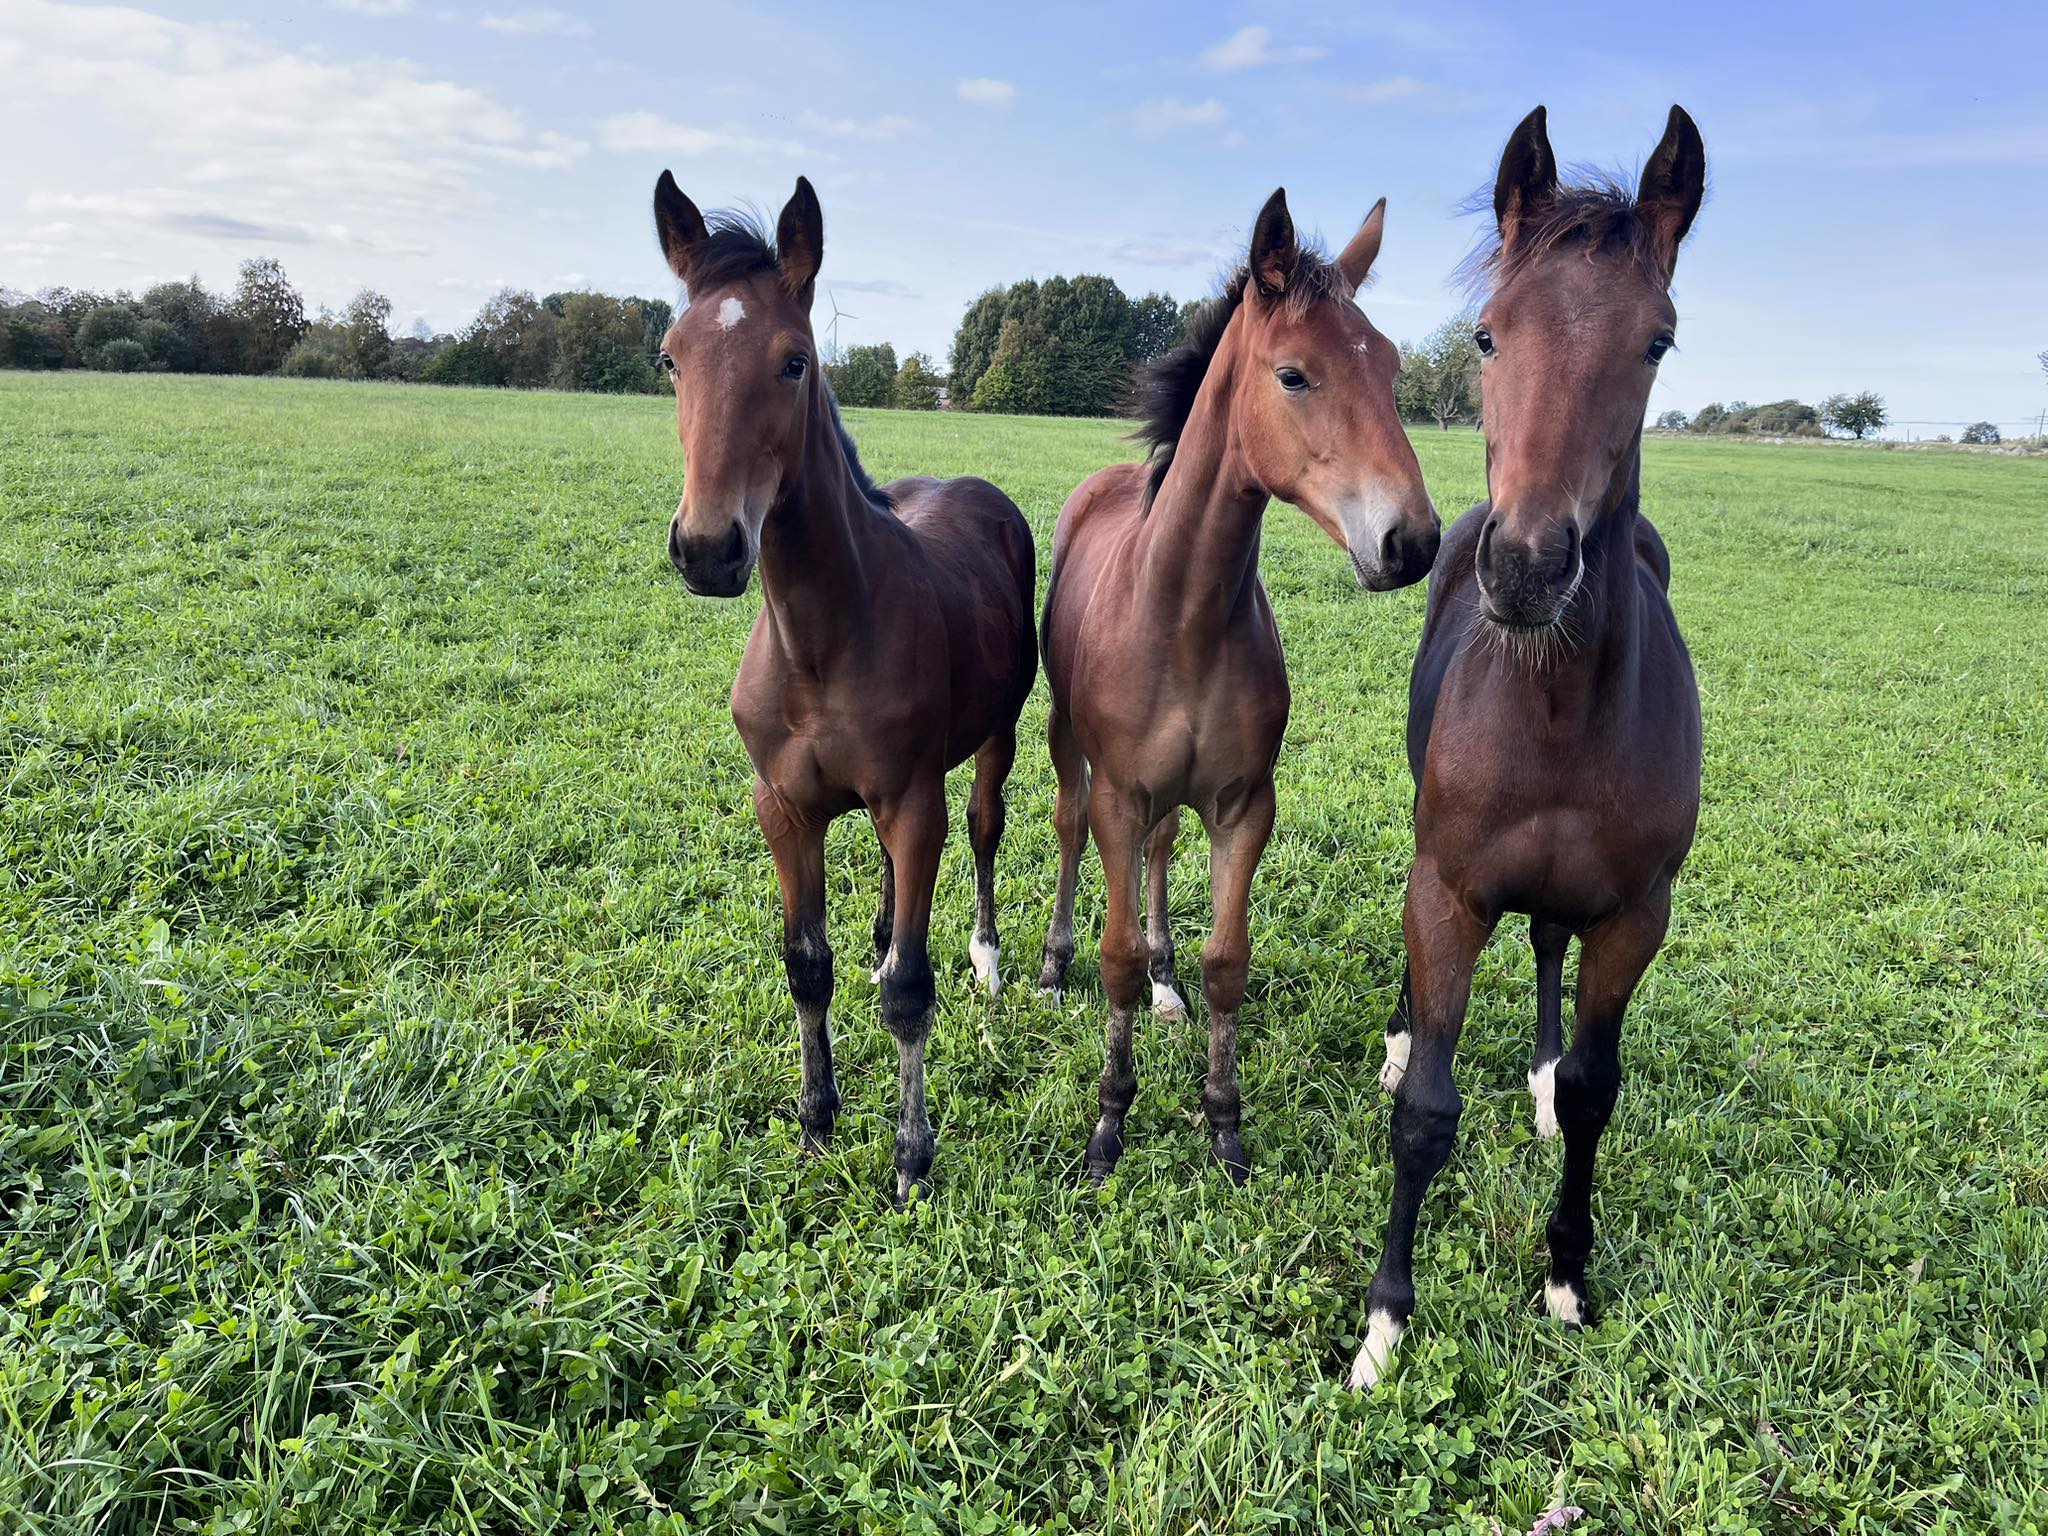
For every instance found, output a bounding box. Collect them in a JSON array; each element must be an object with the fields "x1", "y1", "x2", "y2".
[
  {"x1": 894, "y1": 352, "x2": 943, "y2": 410},
  {"x1": 342, "y1": 290, "x2": 393, "y2": 379},
  {"x1": 1689, "y1": 402, "x2": 1728, "y2": 432},
  {"x1": 230, "y1": 258, "x2": 307, "y2": 373},
  {"x1": 76, "y1": 302, "x2": 142, "y2": 368},
  {"x1": 829, "y1": 342, "x2": 899, "y2": 408},
  {"x1": 554, "y1": 293, "x2": 656, "y2": 393},
  {"x1": 140, "y1": 277, "x2": 218, "y2": 371},
  {"x1": 949, "y1": 287, "x2": 1011, "y2": 408},
  {"x1": 92, "y1": 337, "x2": 150, "y2": 372},
  {"x1": 1128, "y1": 291, "x2": 1185, "y2": 362},
  {"x1": 1960, "y1": 421, "x2": 2000, "y2": 445},
  {"x1": 0, "y1": 296, "x2": 66, "y2": 369},
  {"x1": 1820, "y1": 391, "x2": 1886, "y2": 440},
  {"x1": 281, "y1": 335, "x2": 349, "y2": 377},
  {"x1": 1654, "y1": 409, "x2": 1689, "y2": 431},
  {"x1": 1400, "y1": 309, "x2": 1482, "y2": 430},
  {"x1": 637, "y1": 297, "x2": 673, "y2": 367}
]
